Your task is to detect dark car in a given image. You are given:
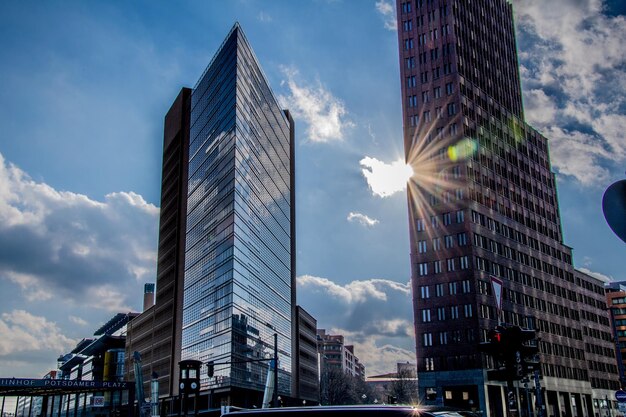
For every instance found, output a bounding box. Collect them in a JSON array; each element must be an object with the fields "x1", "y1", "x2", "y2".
[{"x1": 224, "y1": 405, "x2": 476, "y2": 417}]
